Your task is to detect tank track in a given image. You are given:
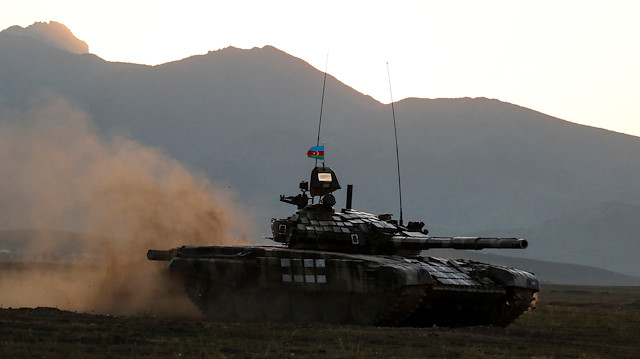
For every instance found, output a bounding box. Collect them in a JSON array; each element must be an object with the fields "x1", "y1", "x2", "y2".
[
  {"x1": 184, "y1": 276, "x2": 535, "y2": 327},
  {"x1": 184, "y1": 276, "x2": 428, "y2": 325},
  {"x1": 494, "y1": 288, "x2": 537, "y2": 327},
  {"x1": 404, "y1": 286, "x2": 537, "y2": 327},
  {"x1": 375, "y1": 285, "x2": 426, "y2": 326}
]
